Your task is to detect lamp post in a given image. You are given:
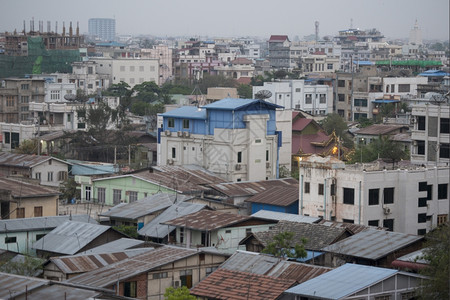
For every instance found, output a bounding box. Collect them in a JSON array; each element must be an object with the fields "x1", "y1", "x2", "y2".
[{"x1": 360, "y1": 138, "x2": 365, "y2": 163}]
